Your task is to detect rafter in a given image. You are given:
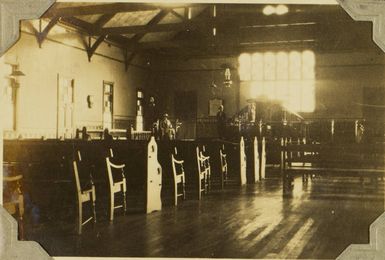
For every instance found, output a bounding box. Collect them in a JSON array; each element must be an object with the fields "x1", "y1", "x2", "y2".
[
  {"x1": 131, "y1": 9, "x2": 171, "y2": 44},
  {"x1": 91, "y1": 9, "x2": 351, "y2": 37},
  {"x1": 124, "y1": 50, "x2": 137, "y2": 71},
  {"x1": 60, "y1": 16, "x2": 94, "y2": 33},
  {"x1": 87, "y1": 35, "x2": 107, "y2": 62},
  {"x1": 43, "y1": 3, "x2": 157, "y2": 18},
  {"x1": 170, "y1": 10, "x2": 185, "y2": 21},
  {"x1": 37, "y1": 17, "x2": 60, "y2": 47},
  {"x1": 98, "y1": 22, "x2": 195, "y2": 36},
  {"x1": 94, "y1": 13, "x2": 115, "y2": 28},
  {"x1": 43, "y1": 3, "x2": 200, "y2": 18}
]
